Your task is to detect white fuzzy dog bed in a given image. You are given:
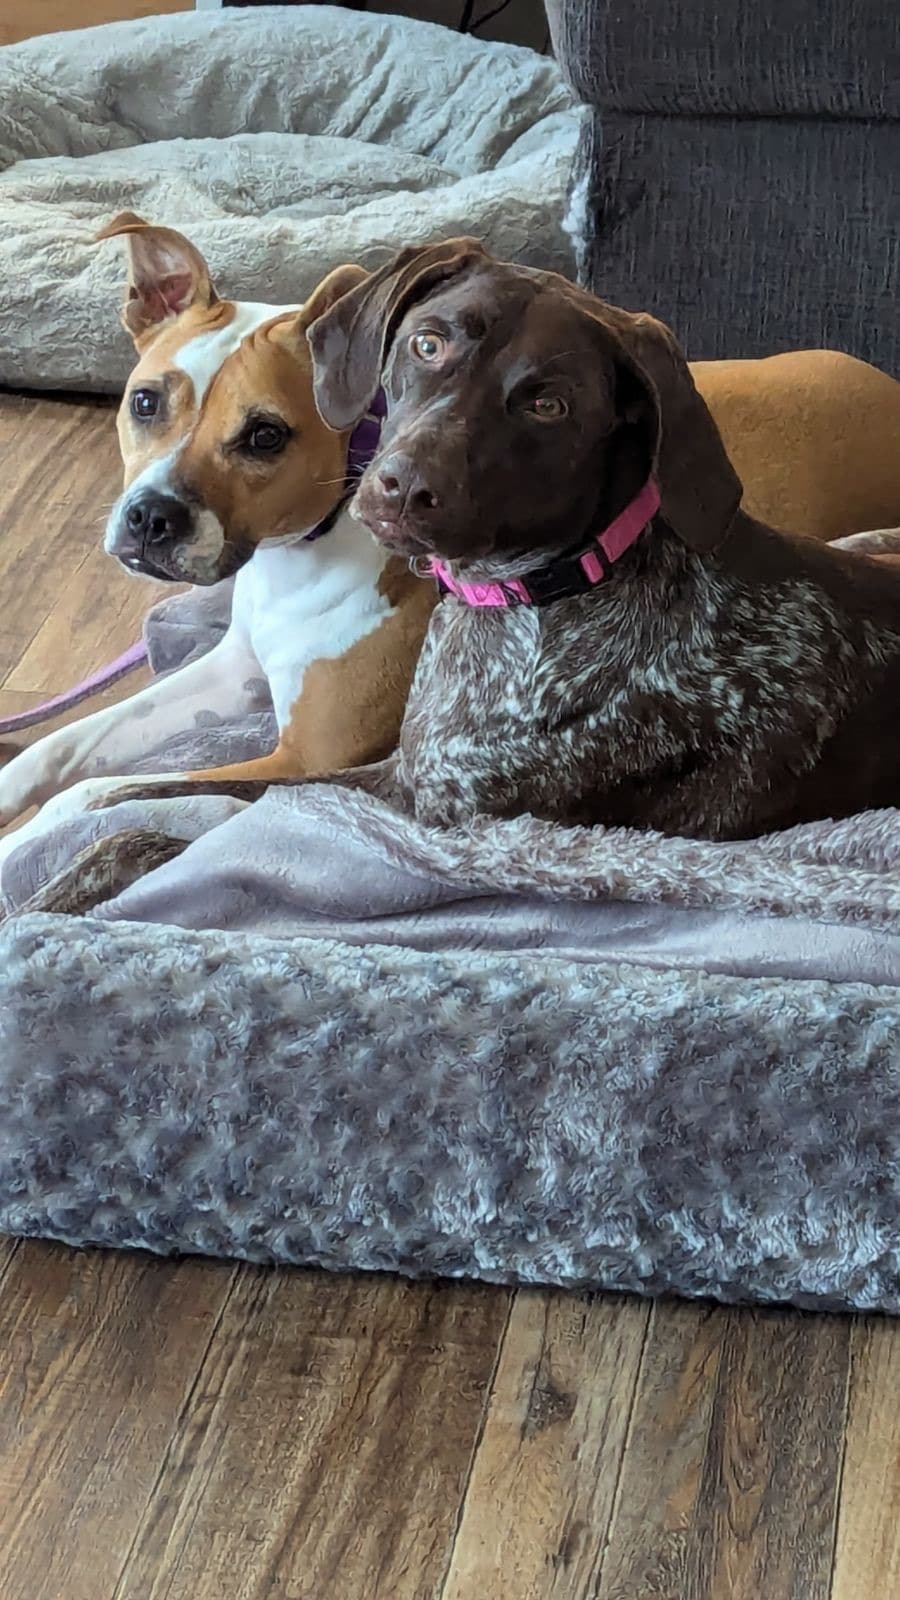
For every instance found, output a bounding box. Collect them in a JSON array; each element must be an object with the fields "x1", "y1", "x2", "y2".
[{"x1": 0, "y1": 4, "x2": 581, "y2": 391}]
